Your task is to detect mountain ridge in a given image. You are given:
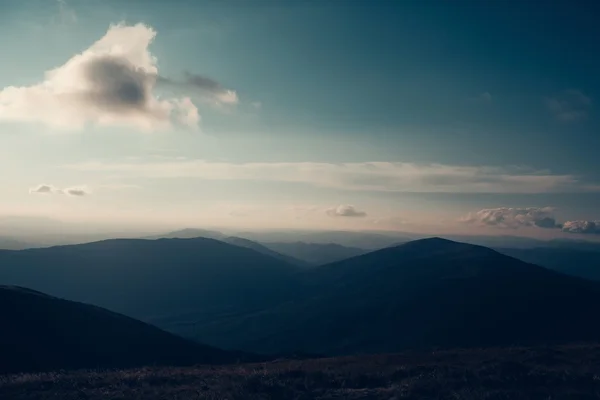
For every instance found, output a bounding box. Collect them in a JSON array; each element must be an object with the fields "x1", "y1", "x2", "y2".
[
  {"x1": 0, "y1": 285, "x2": 249, "y2": 374},
  {"x1": 0, "y1": 237, "x2": 303, "y2": 323},
  {"x1": 262, "y1": 241, "x2": 367, "y2": 265},
  {"x1": 190, "y1": 238, "x2": 600, "y2": 355}
]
